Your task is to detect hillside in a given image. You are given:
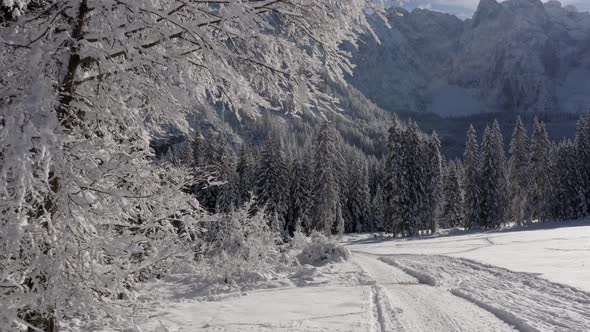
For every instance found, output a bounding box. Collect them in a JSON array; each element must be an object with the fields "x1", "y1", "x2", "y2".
[{"x1": 351, "y1": 0, "x2": 590, "y2": 116}]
